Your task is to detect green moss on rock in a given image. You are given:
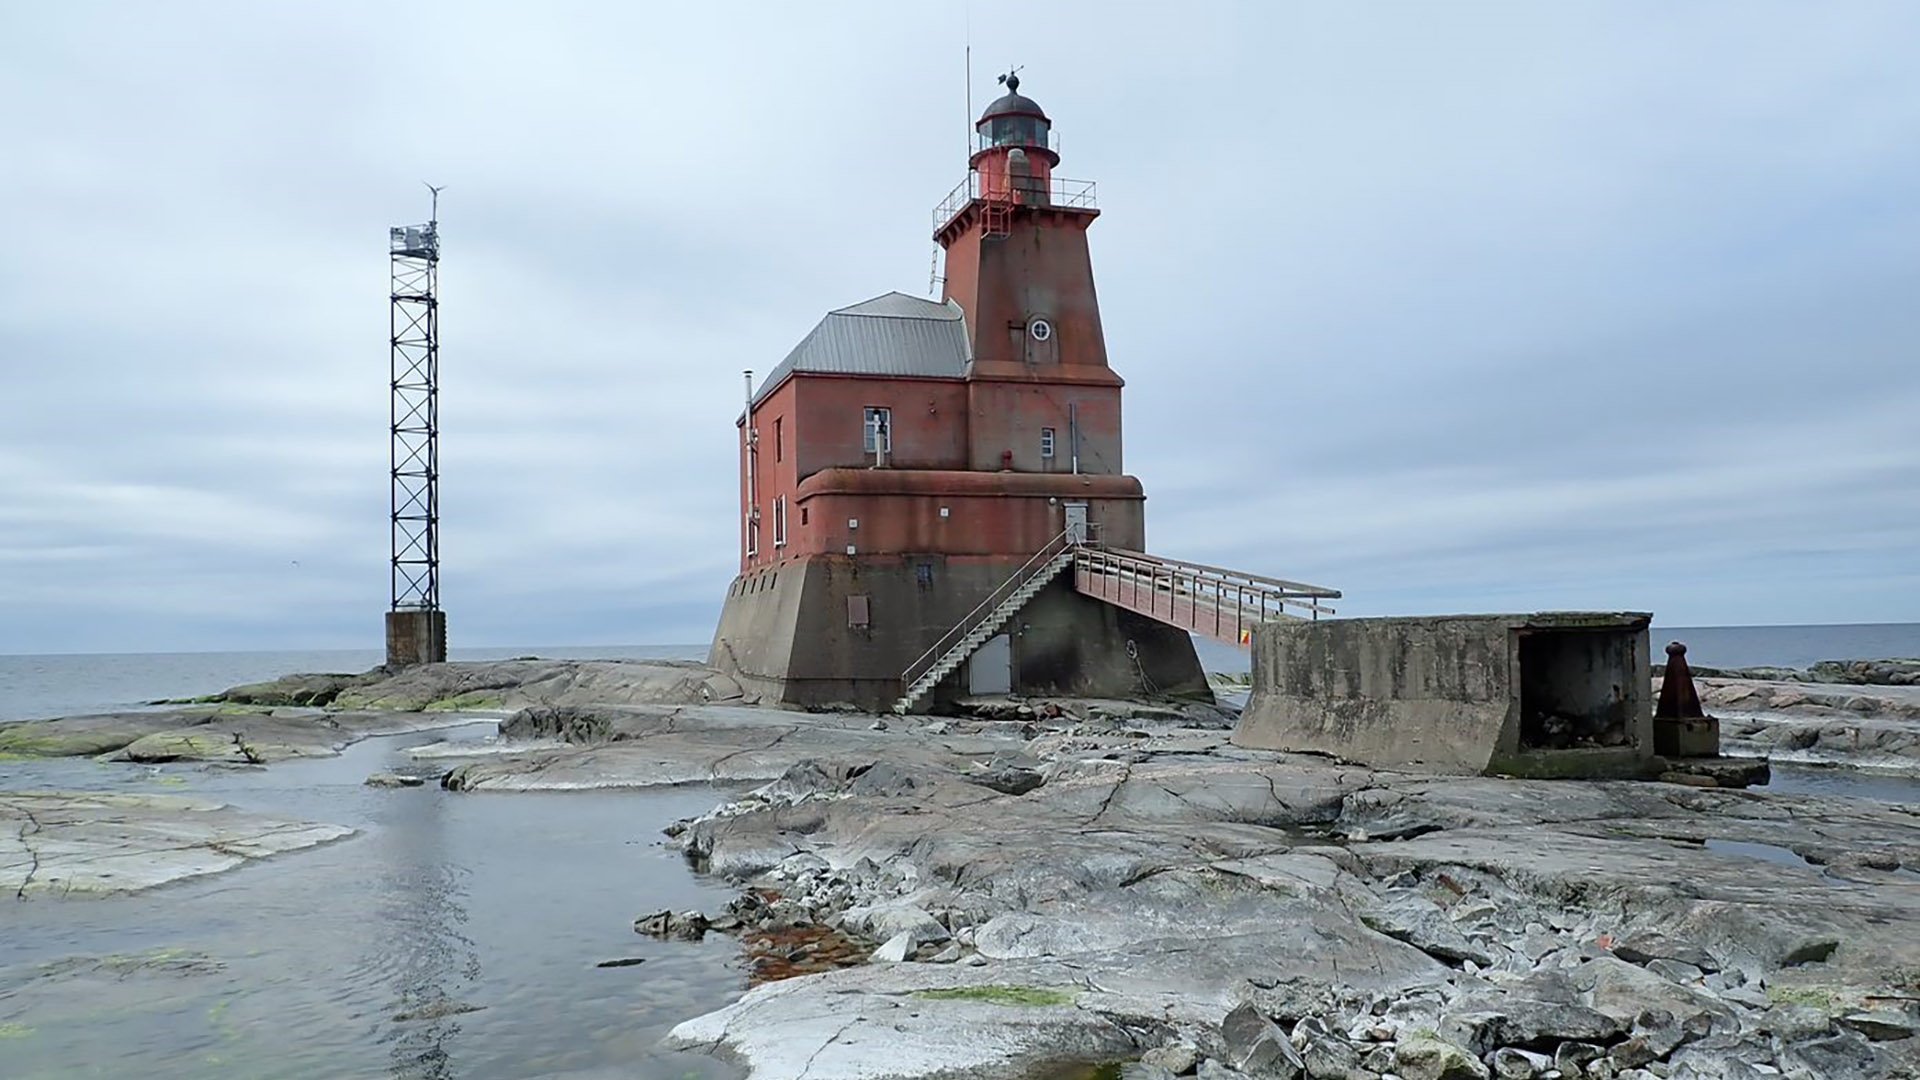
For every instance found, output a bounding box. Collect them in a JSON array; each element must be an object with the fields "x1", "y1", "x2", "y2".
[
  {"x1": 910, "y1": 985, "x2": 1078, "y2": 1007},
  {"x1": 425, "y1": 692, "x2": 507, "y2": 712}
]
